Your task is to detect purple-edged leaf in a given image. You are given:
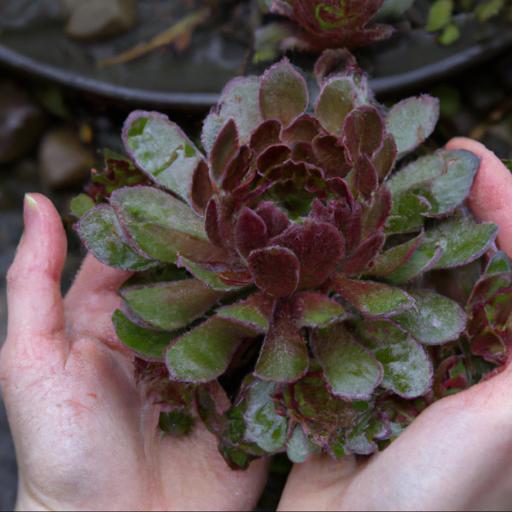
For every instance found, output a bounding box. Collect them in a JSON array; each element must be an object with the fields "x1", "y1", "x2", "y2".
[
  {"x1": 210, "y1": 119, "x2": 239, "y2": 183},
  {"x1": 250, "y1": 119, "x2": 282, "y2": 155},
  {"x1": 294, "y1": 291, "x2": 347, "y2": 327},
  {"x1": 217, "y1": 293, "x2": 273, "y2": 333},
  {"x1": 120, "y1": 279, "x2": 226, "y2": 331},
  {"x1": 255, "y1": 299, "x2": 308, "y2": 382},
  {"x1": 312, "y1": 323, "x2": 382, "y2": 400},
  {"x1": 286, "y1": 426, "x2": 318, "y2": 463},
  {"x1": 315, "y1": 77, "x2": 356, "y2": 135},
  {"x1": 367, "y1": 232, "x2": 424, "y2": 278},
  {"x1": 222, "y1": 145, "x2": 252, "y2": 192},
  {"x1": 386, "y1": 95, "x2": 440, "y2": 157},
  {"x1": 204, "y1": 198, "x2": 223, "y2": 247},
  {"x1": 424, "y1": 218, "x2": 498, "y2": 270},
  {"x1": 248, "y1": 245, "x2": 300, "y2": 297},
  {"x1": 76, "y1": 205, "x2": 156, "y2": 271},
  {"x1": 485, "y1": 251, "x2": 512, "y2": 275},
  {"x1": 111, "y1": 186, "x2": 220, "y2": 263},
  {"x1": 235, "y1": 207, "x2": 269, "y2": 258},
  {"x1": 313, "y1": 48, "x2": 359, "y2": 85},
  {"x1": 333, "y1": 276, "x2": 414, "y2": 317},
  {"x1": 122, "y1": 111, "x2": 204, "y2": 205},
  {"x1": 281, "y1": 114, "x2": 322, "y2": 144},
  {"x1": 385, "y1": 188, "x2": 431, "y2": 234},
  {"x1": 257, "y1": 144, "x2": 291, "y2": 174},
  {"x1": 255, "y1": 201, "x2": 290, "y2": 237},
  {"x1": 312, "y1": 135, "x2": 351, "y2": 178},
  {"x1": 354, "y1": 155, "x2": 378, "y2": 199},
  {"x1": 201, "y1": 112, "x2": 225, "y2": 155},
  {"x1": 470, "y1": 330, "x2": 507, "y2": 365},
  {"x1": 373, "y1": 133, "x2": 397, "y2": 181},
  {"x1": 342, "y1": 232, "x2": 384, "y2": 275},
  {"x1": 342, "y1": 106, "x2": 384, "y2": 162},
  {"x1": 112, "y1": 309, "x2": 172, "y2": 360},
  {"x1": 357, "y1": 319, "x2": 432, "y2": 398},
  {"x1": 394, "y1": 290, "x2": 467, "y2": 345},
  {"x1": 190, "y1": 160, "x2": 213, "y2": 213},
  {"x1": 166, "y1": 317, "x2": 257, "y2": 382},
  {"x1": 272, "y1": 220, "x2": 345, "y2": 289},
  {"x1": 362, "y1": 186, "x2": 392, "y2": 237},
  {"x1": 260, "y1": 58, "x2": 308, "y2": 126}
]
